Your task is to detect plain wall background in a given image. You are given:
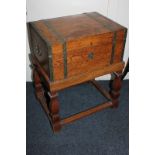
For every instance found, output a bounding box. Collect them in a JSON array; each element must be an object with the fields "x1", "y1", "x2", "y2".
[{"x1": 26, "y1": 0, "x2": 129, "y2": 81}]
